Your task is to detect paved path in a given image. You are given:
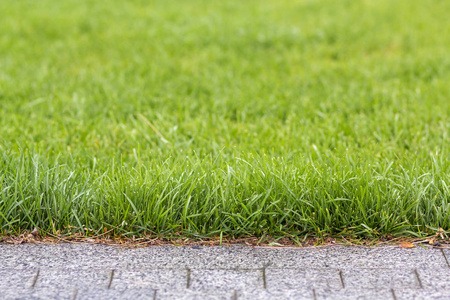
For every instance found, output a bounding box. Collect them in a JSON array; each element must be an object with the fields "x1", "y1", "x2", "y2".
[{"x1": 0, "y1": 244, "x2": 449, "y2": 299}]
